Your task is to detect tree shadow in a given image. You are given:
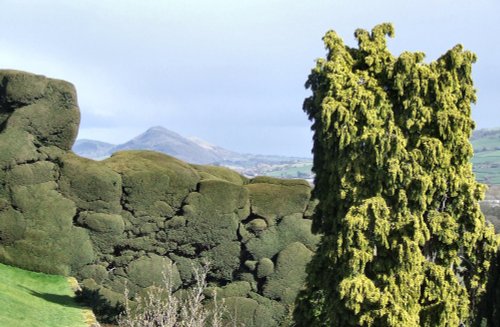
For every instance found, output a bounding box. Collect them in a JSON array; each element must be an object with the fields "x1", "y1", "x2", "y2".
[
  {"x1": 75, "y1": 287, "x2": 123, "y2": 324},
  {"x1": 19, "y1": 285, "x2": 83, "y2": 309}
]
